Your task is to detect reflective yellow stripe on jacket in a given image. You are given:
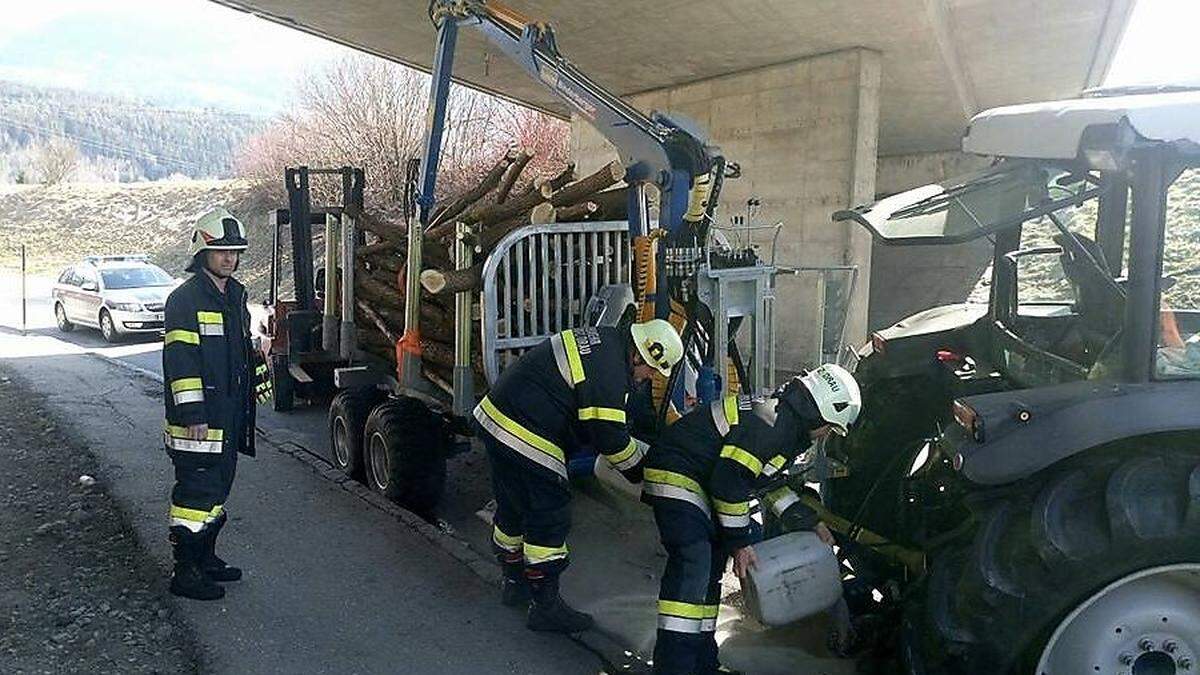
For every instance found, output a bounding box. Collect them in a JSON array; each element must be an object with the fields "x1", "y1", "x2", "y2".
[
  {"x1": 642, "y1": 468, "x2": 711, "y2": 518},
  {"x1": 473, "y1": 396, "x2": 567, "y2": 479},
  {"x1": 163, "y1": 423, "x2": 224, "y2": 454},
  {"x1": 169, "y1": 377, "x2": 204, "y2": 406},
  {"x1": 720, "y1": 444, "x2": 763, "y2": 476},
  {"x1": 550, "y1": 330, "x2": 587, "y2": 388},
  {"x1": 711, "y1": 395, "x2": 741, "y2": 436},
  {"x1": 164, "y1": 329, "x2": 199, "y2": 346},
  {"x1": 196, "y1": 310, "x2": 224, "y2": 336}
]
